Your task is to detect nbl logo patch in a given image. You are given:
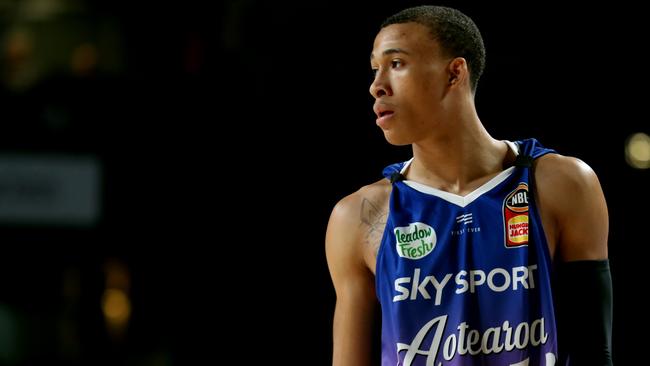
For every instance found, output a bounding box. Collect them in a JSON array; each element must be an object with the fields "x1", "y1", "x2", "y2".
[{"x1": 503, "y1": 183, "x2": 529, "y2": 248}]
